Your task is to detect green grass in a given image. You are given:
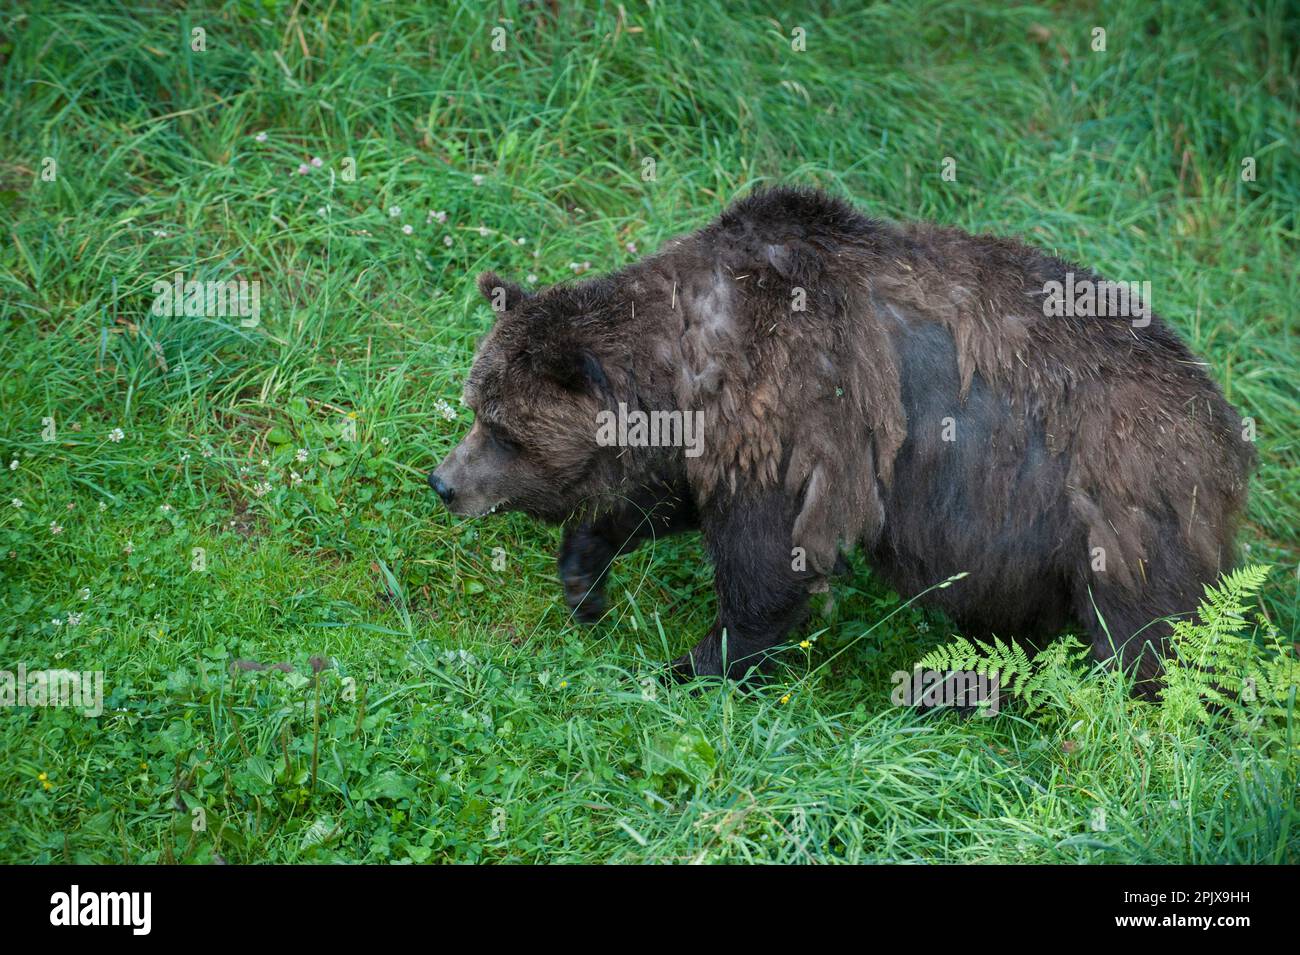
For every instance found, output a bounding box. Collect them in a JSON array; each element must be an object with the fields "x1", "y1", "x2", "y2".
[{"x1": 0, "y1": 0, "x2": 1296, "y2": 863}]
